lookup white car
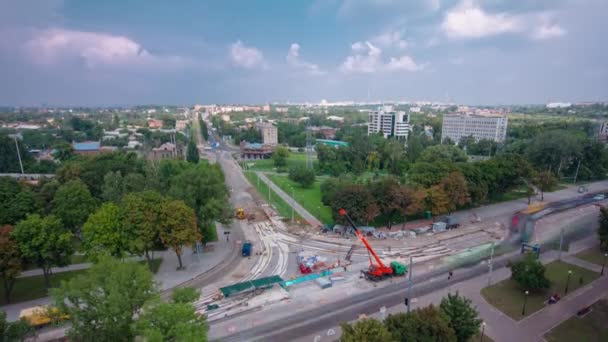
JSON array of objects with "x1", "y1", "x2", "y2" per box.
[{"x1": 593, "y1": 194, "x2": 605, "y2": 200}]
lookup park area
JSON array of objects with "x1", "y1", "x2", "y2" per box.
[
  {"x1": 544, "y1": 297, "x2": 608, "y2": 342},
  {"x1": 242, "y1": 152, "x2": 315, "y2": 172},
  {"x1": 267, "y1": 174, "x2": 333, "y2": 224},
  {"x1": 481, "y1": 260, "x2": 600, "y2": 320},
  {"x1": 575, "y1": 247, "x2": 608, "y2": 267},
  {"x1": 244, "y1": 171, "x2": 303, "y2": 221}
]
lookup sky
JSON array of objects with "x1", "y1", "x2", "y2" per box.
[{"x1": 0, "y1": 0, "x2": 606, "y2": 106}]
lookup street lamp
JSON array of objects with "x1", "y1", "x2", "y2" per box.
[
  {"x1": 565, "y1": 270, "x2": 572, "y2": 294},
  {"x1": 602, "y1": 253, "x2": 608, "y2": 276},
  {"x1": 521, "y1": 290, "x2": 529, "y2": 316},
  {"x1": 479, "y1": 322, "x2": 486, "y2": 342}
]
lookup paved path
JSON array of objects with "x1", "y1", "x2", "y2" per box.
[{"x1": 255, "y1": 171, "x2": 322, "y2": 227}]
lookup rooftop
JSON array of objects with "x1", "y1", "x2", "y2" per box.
[{"x1": 73, "y1": 141, "x2": 100, "y2": 151}]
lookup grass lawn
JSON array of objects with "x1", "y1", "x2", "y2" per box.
[
  {"x1": 242, "y1": 153, "x2": 316, "y2": 172},
  {"x1": 267, "y1": 174, "x2": 333, "y2": 224},
  {"x1": 575, "y1": 247, "x2": 608, "y2": 267},
  {"x1": 481, "y1": 260, "x2": 600, "y2": 320},
  {"x1": 544, "y1": 298, "x2": 608, "y2": 342},
  {"x1": 244, "y1": 171, "x2": 303, "y2": 221},
  {"x1": 0, "y1": 269, "x2": 88, "y2": 305},
  {"x1": 70, "y1": 254, "x2": 88, "y2": 265}
]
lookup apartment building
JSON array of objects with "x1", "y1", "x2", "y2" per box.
[
  {"x1": 441, "y1": 113, "x2": 508, "y2": 143},
  {"x1": 367, "y1": 106, "x2": 410, "y2": 140},
  {"x1": 256, "y1": 122, "x2": 278, "y2": 145}
]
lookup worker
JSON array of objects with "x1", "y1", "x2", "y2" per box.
[{"x1": 448, "y1": 271, "x2": 453, "y2": 280}]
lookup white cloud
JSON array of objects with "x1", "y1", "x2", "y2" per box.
[
  {"x1": 532, "y1": 23, "x2": 566, "y2": 40},
  {"x1": 372, "y1": 30, "x2": 408, "y2": 49},
  {"x1": 286, "y1": 43, "x2": 324, "y2": 75},
  {"x1": 230, "y1": 40, "x2": 266, "y2": 69},
  {"x1": 340, "y1": 41, "x2": 422, "y2": 73},
  {"x1": 441, "y1": 0, "x2": 523, "y2": 39},
  {"x1": 23, "y1": 28, "x2": 183, "y2": 69}
]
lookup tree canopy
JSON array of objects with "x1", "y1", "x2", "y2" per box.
[
  {"x1": 0, "y1": 225, "x2": 22, "y2": 304},
  {"x1": 439, "y1": 293, "x2": 482, "y2": 342},
  {"x1": 384, "y1": 306, "x2": 456, "y2": 342},
  {"x1": 52, "y1": 179, "x2": 97, "y2": 234},
  {"x1": 339, "y1": 318, "x2": 392, "y2": 342},
  {"x1": 509, "y1": 253, "x2": 550, "y2": 292}
]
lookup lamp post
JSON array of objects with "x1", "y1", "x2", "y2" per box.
[
  {"x1": 522, "y1": 290, "x2": 529, "y2": 316},
  {"x1": 602, "y1": 253, "x2": 608, "y2": 276},
  {"x1": 480, "y1": 322, "x2": 486, "y2": 342},
  {"x1": 291, "y1": 188, "x2": 295, "y2": 223},
  {"x1": 565, "y1": 270, "x2": 572, "y2": 294}
]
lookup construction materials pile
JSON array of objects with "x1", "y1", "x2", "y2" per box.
[{"x1": 297, "y1": 251, "x2": 327, "y2": 274}]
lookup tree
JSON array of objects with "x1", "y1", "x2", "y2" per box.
[
  {"x1": 135, "y1": 301, "x2": 208, "y2": 342},
  {"x1": 339, "y1": 318, "x2": 392, "y2": 342},
  {"x1": 419, "y1": 145, "x2": 467, "y2": 164},
  {"x1": 509, "y1": 253, "x2": 550, "y2": 292},
  {"x1": 51, "y1": 257, "x2": 157, "y2": 342},
  {"x1": 0, "y1": 177, "x2": 40, "y2": 225},
  {"x1": 390, "y1": 186, "x2": 425, "y2": 229},
  {"x1": 101, "y1": 171, "x2": 125, "y2": 203},
  {"x1": 288, "y1": 165, "x2": 316, "y2": 188},
  {"x1": 426, "y1": 186, "x2": 450, "y2": 217},
  {"x1": 0, "y1": 225, "x2": 22, "y2": 304},
  {"x1": 272, "y1": 146, "x2": 289, "y2": 169},
  {"x1": 52, "y1": 179, "x2": 97, "y2": 234},
  {"x1": 0, "y1": 311, "x2": 33, "y2": 342},
  {"x1": 187, "y1": 140, "x2": 200, "y2": 164},
  {"x1": 171, "y1": 287, "x2": 200, "y2": 304},
  {"x1": 331, "y1": 185, "x2": 379, "y2": 225},
  {"x1": 12, "y1": 215, "x2": 73, "y2": 288},
  {"x1": 598, "y1": 207, "x2": 608, "y2": 252},
  {"x1": 159, "y1": 200, "x2": 201, "y2": 270},
  {"x1": 439, "y1": 292, "x2": 482, "y2": 342},
  {"x1": 440, "y1": 172, "x2": 471, "y2": 213},
  {"x1": 534, "y1": 170, "x2": 558, "y2": 201},
  {"x1": 121, "y1": 191, "x2": 165, "y2": 266},
  {"x1": 384, "y1": 305, "x2": 456, "y2": 342},
  {"x1": 82, "y1": 203, "x2": 135, "y2": 260},
  {"x1": 408, "y1": 161, "x2": 457, "y2": 188}
]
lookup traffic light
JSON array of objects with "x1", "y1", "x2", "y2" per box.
[{"x1": 404, "y1": 297, "x2": 409, "y2": 307}]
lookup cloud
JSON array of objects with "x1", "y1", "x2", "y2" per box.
[
  {"x1": 372, "y1": 29, "x2": 408, "y2": 49},
  {"x1": 441, "y1": 0, "x2": 523, "y2": 39},
  {"x1": 532, "y1": 23, "x2": 566, "y2": 40},
  {"x1": 23, "y1": 28, "x2": 183, "y2": 69},
  {"x1": 340, "y1": 41, "x2": 422, "y2": 73},
  {"x1": 426, "y1": 0, "x2": 441, "y2": 12},
  {"x1": 286, "y1": 43, "x2": 324, "y2": 75},
  {"x1": 230, "y1": 40, "x2": 266, "y2": 69}
]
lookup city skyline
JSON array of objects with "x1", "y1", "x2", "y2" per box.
[{"x1": 0, "y1": 0, "x2": 607, "y2": 106}]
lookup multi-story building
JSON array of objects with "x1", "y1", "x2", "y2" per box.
[
  {"x1": 599, "y1": 122, "x2": 608, "y2": 142},
  {"x1": 367, "y1": 106, "x2": 410, "y2": 140},
  {"x1": 256, "y1": 122, "x2": 278, "y2": 145},
  {"x1": 441, "y1": 113, "x2": 508, "y2": 143}
]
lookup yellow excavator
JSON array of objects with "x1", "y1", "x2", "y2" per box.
[{"x1": 236, "y1": 208, "x2": 246, "y2": 220}]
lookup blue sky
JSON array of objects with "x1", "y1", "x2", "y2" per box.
[{"x1": 0, "y1": 0, "x2": 606, "y2": 106}]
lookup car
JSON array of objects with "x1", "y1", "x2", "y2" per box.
[{"x1": 593, "y1": 194, "x2": 605, "y2": 200}]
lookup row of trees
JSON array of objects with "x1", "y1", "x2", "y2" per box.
[{"x1": 340, "y1": 292, "x2": 482, "y2": 342}]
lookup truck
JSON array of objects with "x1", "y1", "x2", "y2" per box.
[
  {"x1": 242, "y1": 241, "x2": 252, "y2": 257},
  {"x1": 339, "y1": 209, "x2": 407, "y2": 281},
  {"x1": 437, "y1": 215, "x2": 460, "y2": 229}
]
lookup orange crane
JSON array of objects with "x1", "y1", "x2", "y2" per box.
[{"x1": 339, "y1": 208, "x2": 406, "y2": 281}]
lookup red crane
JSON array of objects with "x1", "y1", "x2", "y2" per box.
[{"x1": 339, "y1": 208, "x2": 394, "y2": 280}]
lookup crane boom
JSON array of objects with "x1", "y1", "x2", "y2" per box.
[{"x1": 339, "y1": 209, "x2": 387, "y2": 269}]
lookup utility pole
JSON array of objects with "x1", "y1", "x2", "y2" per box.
[
  {"x1": 558, "y1": 228, "x2": 564, "y2": 260},
  {"x1": 13, "y1": 135, "x2": 24, "y2": 174},
  {"x1": 487, "y1": 242, "x2": 495, "y2": 287},
  {"x1": 291, "y1": 189, "x2": 295, "y2": 222},
  {"x1": 573, "y1": 159, "x2": 581, "y2": 184},
  {"x1": 407, "y1": 256, "x2": 413, "y2": 313}
]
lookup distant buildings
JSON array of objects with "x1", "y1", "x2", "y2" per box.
[
  {"x1": 310, "y1": 126, "x2": 337, "y2": 140},
  {"x1": 240, "y1": 142, "x2": 273, "y2": 159},
  {"x1": 148, "y1": 143, "x2": 179, "y2": 160},
  {"x1": 256, "y1": 122, "x2": 278, "y2": 145},
  {"x1": 326, "y1": 115, "x2": 344, "y2": 123},
  {"x1": 175, "y1": 120, "x2": 189, "y2": 131},
  {"x1": 367, "y1": 106, "x2": 410, "y2": 140},
  {"x1": 73, "y1": 141, "x2": 101, "y2": 155},
  {"x1": 148, "y1": 119, "x2": 163, "y2": 129},
  {"x1": 546, "y1": 102, "x2": 572, "y2": 109},
  {"x1": 599, "y1": 122, "x2": 608, "y2": 142},
  {"x1": 441, "y1": 113, "x2": 508, "y2": 143}
]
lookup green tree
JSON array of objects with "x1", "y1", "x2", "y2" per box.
[
  {"x1": 272, "y1": 146, "x2": 290, "y2": 169},
  {"x1": 419, "y1": 145, "x2": 467, "y2": 164},
  {"x1": 12, "y1": 214, "x2": 73, "y2": 288},
  {"x1": 82, "y1": 203, "x2": 134, "y2": 260},
  {"x1": 534, "y1": 170, "x2": 558, "y2": 201},
  {"x1": 288, "y1": 165, "x2": 316, "y2": 188},
  {"x1": 101, "y1": 171, "x2": 125, "y2": 203},
  {"x1": 52, "y1": 141, "x2": 74, "y2": 162},
  {"x1": 121, "y1": 191, "x2": 165, "y2": 266},
  {"x1": 408, "y1": 161, "x2": 457, "y2": 188},
  {"x1": 440, "y1": 171, "x2": 471, "y2": 213},
  {"x1": 439, "y1": 292, "x2": 482, "y2": 342},
  {"x1": 0, "y1": 225, "x2": 22, "y2": 304},
  {"x1": 159, "y1": 200, "x2": 201, "y2": 270},
  {"x1": 51, "y1": 257, "x2": 157, "y2": 342},
  {"x1": 0, "y1": 311, "x2": 34, "y2": 342},
  {"x1": 339, "y1": 318, "x2": 392, "y2": 342},
  {"x1": 384, "y1": 305, "x2": 456, "y2": 342},
  {"x1": 171, "y1": 287, "x2": 200, "y2": 304},
  {"x1": 52, "y1": 179, "x2": 97, "y2": 234},
  {"x1": 187, "y1": 140, "x2": 200, "y2": 164},
  {"x1": 0, "y1": 177, "x2": 40, "y2": 225},
  {"x1": 509, "y1": 253, "x2": 550, "y2": 292},
  {"x1": 331, "y1": 185, "x2": 379, "y2": 225},
  {"x1": 426, "y1": 185, "x2": 450, "y2": 217},
  {"x1": 598, "y1": 207, "x2": 608, "y2": 252},
  {"x1": 135, "y1": 301, "x2": 208, "y2": 342}
]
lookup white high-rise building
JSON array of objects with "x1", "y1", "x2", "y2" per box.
[
  {"x1": 441, "y1": 113, "x2": 508, "y2": 144},
  {"x1": 256, "y1": 122, "x2": 278, "y2": 145},
  {"x1": 367, "y1": 106, "x2": 410, "y2": 140}
]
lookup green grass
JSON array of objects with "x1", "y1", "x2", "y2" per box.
[
  {"x1": 244, "y1": 171, "x2": 303, "y2": 221},
  {"x1": 575, "y1": 247, "x2": 608, "y2": 267},
  {"x1": 242, "y1": 153, "x2": 316, "y2": 172},
  {"x1": 481, "y1": 260, "x2": 600, "y2": 320},
  {"x1": 267, "y1": 174, "x2": 333, "y2": 224},
  {"x1": 0, "y1": 269, "x2": 88, "y2": 305},
  {"x1": 70, "y1": 254, "x2": 88, "y2": 265},
  {"x1": 544, "y1": 297, "x2": 608, "y2": 342}
]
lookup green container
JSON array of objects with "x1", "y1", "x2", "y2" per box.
[
  {"x1": 425, "y1": 211, "x2": 432, "y2": 219},
  {"x1": 391, "y1": 261, "x2": 407, "y2": 276}
]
